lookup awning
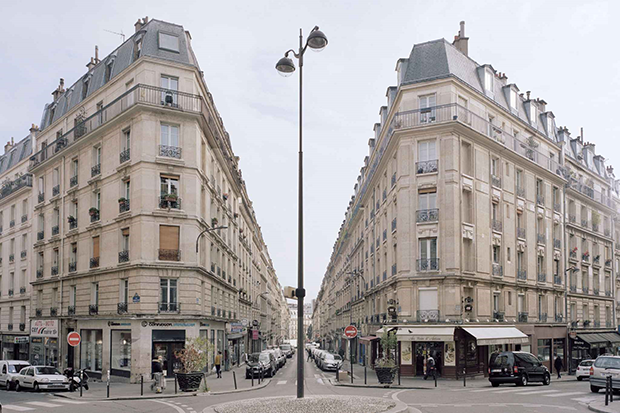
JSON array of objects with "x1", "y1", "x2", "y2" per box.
[
  {"x1": 227, "y1": 333, "x2": 244, "y2": 340},
  {"x1": 578, "y1": 332, "x2": 620, "y2": 345},
  {"x1": 396, "y1": 326, "x2": 455, "y2": 342},
  {"x1": 462, "y1": 326, "x2": 529, "y2": 346},
  {"x1": 359, "y1": 336, "x2": 380, "y2": 344}
]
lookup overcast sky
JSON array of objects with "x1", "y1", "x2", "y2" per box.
[{"x1": 1, "y1": 0, "x2": 618, "y2": 303}]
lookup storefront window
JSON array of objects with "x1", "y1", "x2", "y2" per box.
[
  {"x1": 81, "y1": 329, "x2": 103, "y2": 372},
  {"x1": 111, "y1": 330, "x2": 131, "y2": 371},
  {"x1": 537, "y1": 339, "x2": 551, "y2": 362}
]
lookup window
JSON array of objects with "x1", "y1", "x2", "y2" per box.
[
  {"x1": 92, "y1": 236, "x2": 100, "y2": 261},
  {"x1": 518, "y1": 294, "x2": 525, "y2": 313},
  {"x1": 72, "y1": 158, "x2": 79, "y2": 179},
  {"x1": 93, "y1": 146, "x2": 101, "y2": 167},
  {"x1": 121, "y1": 228, "x2": 130, "y2": 252},
  {"x1": 419, "y1": 94, "x2": 436, "y2": 123},
  {"x1": 160, "y1": 175, "x2": 179, "y2": 197},
  {"x1": 510, "y1": 89, "x2": 518, "y2": 110},
  {"x1": 122, "y1": 129, "x2": 131, "y2": 151},
  {"x1": 418, "y1": 140, "x2": 436, "y2": 162},
  {"x1": 38, "y1": 176, "x2": 44, "y2": 195},
  {"x1": 160, "y1": 278, "x2": 178, "y2": 307},
  {"x1": 70, "y1": 242, "x2": 77, "y2": 263},
  {"x1": 70, "y1": 285, "x2": 77, "y2": 306},
  {"x1": 484, "y1": 70, "x2": 493, "y2": 93},
  {"x1": 492, "y1": 245, "x2": 501, "y2": 264},
  {"x1": 517, "y1": 251, "x2": 524, "y2": 272},
  {"x1": 530, "y1": 103, "x2": 538, "y2": 125},
  {"x1": 123, "y1": 180, "x2": 131, "y2": 200},
  {"x1": 418, "y1": 238, "x2": 438, "y2": 270},
  {"x1": 159, "y1": 225, "x2": 180, "y2": 261},
  {"x1": 491, "y1": 157, "x2": 500, "y2": 177},
  {"x1": 418, "y1": 191, "x2": 437, "y2": 211},
  {"x1": 461, "y1": 141, "x2": 473, "y2": 176},
  {"x1": 82, "y1": 78, "x2": 89, "y2": 100},
  {"x1": 160, "y1": 75, "x2": 178, "y2": 106},
  {"x1": 160, "y1": 124, "x2": 179, "y2": 147},
  {"x1": 159, "y1": 32, "x2": 179, "y2": 52},
  {"x1": 81, "y1": 329, "x2": 103, "y2": 372},
  {"x1": 120, "y1": 279, "x2": 129, "y2": 304},
  {"x1": 91, "y1": 282, "x2": 99, "y2": 305},
  {"x1": 104, "y1": 62, "x2": 113, "y2": 83}
]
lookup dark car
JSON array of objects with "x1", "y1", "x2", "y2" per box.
[
  {"x1": 488, "y1": 351, "x2": 551, "y2": 387},
  {"x1": 280, "y1": 344, "x2": 293, "y2": 358},
  {"x1": 246, "y1": 352, "x2": 275, "y2": 379}
]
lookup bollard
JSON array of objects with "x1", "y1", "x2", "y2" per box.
[
  {"x1": 398, "y1": 367, "x2": 401, "y2": 386},
  {"x1": 463, "y1": 368, "x2": 466, "y2": 387},
  {"x1": 251, "y1": 369, "x2": 254, "y2": 387},
  {"x1": 80, "y1": 370, "x2": 83, "y2": 397},
  {"x1": 141, "y1": 375, "x2": 144, "y2": 396},
  {"x1": 175, "y1": 374, "x2": 178, "y2": 394},
  {"x1": 434, "y1": 371, "x2": 437, "y2": 388},
  {"x1": 351, "y1": 363, "x2": 353, "y2": 384},
  {"x1": 233, "y1": 371, "x2": 237, "y2": 390},
  {"x1": 364, "y1": 365, "x2": 367, "y2": 385},
  {"x1": 606, "y1": 376, "x2": 610, "y2": 406},
  {"x1": 107, "y1": 370, "x2": 110, "y2": 398}
]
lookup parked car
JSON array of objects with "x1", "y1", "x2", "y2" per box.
[
  {"x1": 273, "y1": 348, "x2": 286, "y2": 368},
  {"x1": 313, "y1": 349, "x2": 325, "y2": 366},
  {"x1": 280, "y1": 343, "x2": 293, "y2": 358},
  {"x1": 0, "y1": 360, "x2": 30, "y2": 390},
  {"x1": 246, "y1": 352, "x2": 271, "y2": 379},
  {"x1": 576, "y1": 359, "x2": 594, "y2": 381},
  {"x1": 259, "y1": 351, "x2": 278, "y2": 377},
  {"x1": 589, "y1": 356, "x2": 620, "y2": 392},
  {"x1": 14, "y1": 366, "x2": 70, "y2": 391},
  {"x1": 319, "y1": 353, "x2": 342, "y2": 371},
  {"x1": 488, "y1": 351, "x2": 551, "y2": 387}
]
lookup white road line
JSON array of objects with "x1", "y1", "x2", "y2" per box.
[
  {"x1": 471, "y1": 388, "x2": 502, "y2": 392},
  {"x1": 314, "y1": 374, "x2": 322, "y2": 378},
  {"x1": 55, "y1": 399, "x2": 88, "y2": 404},
  {"x1": 152, "y1": 400, "x2": 185, "y2": 413},
  {"x1": 25, "y1": 402, "x2": 63, "y2": 408},
  {"x1": 545, "y1": 392, "x2": 587, "y2": 398},
  {"x1": 317, "y1": 378, "x2": 324, "y2": 385},
  {"x1": 514, "y1": 389, "x2": 559, "y2": 395},
  {"x1": 277, "y1": 380, "x2": 287, "y2": 385},
  {"x1": 0, "y1": 406, "x2": 35, "y2": 411},
  {"x1": 493, "y1": 388, "x2": 528, "y2": 393}
]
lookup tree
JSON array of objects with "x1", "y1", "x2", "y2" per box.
[{"x1": 306, "y1": 324, "x2": 313, "y2": 341}]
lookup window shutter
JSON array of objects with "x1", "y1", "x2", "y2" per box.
[
  {"x1": 159, "y1": 225, "x2": 179, "y2": 250},
  {"x1": 122, "y1": 228, "x2": 130, "y2": 237},
  {"x1": 92, "y1": 236, "x2": 100, "y2": 258}
]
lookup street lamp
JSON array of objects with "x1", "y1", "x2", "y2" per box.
[
  {"x1": 276, "y1": 25, "x2": 328, "y2": 399},
  {"x1": 565, "y1": 265, "x2": 578, "y2": 375},
  {"x1": 195, "y1": 226, "x2": 228, "y2": 253},
  {"x1": 252, "y1": 292, "x2": 270, "y2": 352}
]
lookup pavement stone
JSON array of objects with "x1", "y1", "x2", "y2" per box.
[
  {"x1": 204, "y1": 395, "x2": 404, "y2": 413},
  {"x1": 589, "y1": 401, "x2": 620, "y2": 413}
]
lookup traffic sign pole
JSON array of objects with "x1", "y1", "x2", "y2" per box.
[{"x1": 343, "y1": 325, "x2": 358, "y2": 383}]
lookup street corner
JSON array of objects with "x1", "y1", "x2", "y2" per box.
[
  {"x1": 201, "y1": 395, "x2": 404, "y2": 413},
  {"x1": 589, "y1": 400, "x2": 620, "y2": 413}
]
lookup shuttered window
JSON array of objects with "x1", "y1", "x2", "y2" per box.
[
  {"x1": 159, "y1": 225, "x2": 180, "y2": 261},
  {"x1": 93, "y1": 236, "x2": 100, "y2": 258}
]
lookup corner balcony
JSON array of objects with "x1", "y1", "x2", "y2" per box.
[
  {"x1": 159, "y1": 145, "x2": 182, "y2": 159},
  {"x1": 0, "y1": 173, "x2": 32, "y2": 202},
  {"x1": 568, "y1": 180, "x2": 613, "y2": 208},
  {"x1": 120, "y1": 148, "x2": 131, "y2": 164},
  {"x1": 159, "y1": 302, "x2": 180, "y2": 313},
  {"x1": 417, "y1": 258, "x2": 439, "y2": 272},
  {"x1": 159, "y1": 249, "x2": 181, "y2": 261},
  {"x1": 417, "y1": 309, "x2": 440, "y2": 322},
  {"x1": 416, "y1": 159, "x2": 438, "y2": 174},
  {"x1": 417, "y1": 209, "x2": 438, "y2": 223}
]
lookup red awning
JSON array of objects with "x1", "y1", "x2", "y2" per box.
[{"x1": 359, "y1": 336, "x2": 380, "y2": 344}]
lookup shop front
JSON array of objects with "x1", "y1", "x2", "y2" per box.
[
  {"x1": 1, "y1": 334, "x2": 29, "y2": 361},
  {"x1": 152, "y1": 329, "x2": 185, "y2": 377},
  {"x1": 358, "y1": 336, "x2": 380, "y2": 367},
  {"x1": 395, "y1": 326, "x2": 455, "y2": 377},
  {"x1": 29, "y1": 319, "x2": 59, "y2": 367},
  {"x1": 570, "y1": 331, "x2": 620, "y2": 371}
]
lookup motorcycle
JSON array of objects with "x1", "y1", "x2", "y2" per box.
[{"x1": 64, "y1": 368, "x2": 89, "y2": 392}]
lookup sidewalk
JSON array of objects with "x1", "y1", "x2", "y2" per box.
[
  {"x1": 589, "y1": 400, "x2": 620, "y2": 413},
  {"x1": 336, "y1": 360, "x2": 582, "y2": 389},
  {"x1": 53, "y1": 363, "x2": 271, "y2": 401}
]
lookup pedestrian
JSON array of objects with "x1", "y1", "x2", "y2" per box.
[
  {"x1": 424, "y1": 355, "x2": 436, "y2": 381},
  {"x1": 554, "y1": 354, "x2": 563, "y2": 379},
  {"x1": 307, "y1": 349, "x2": 312, "y2": 362},
  {"x1": 151, "y1": 357, "x2": 164, "y2": 393},
  {"x1": 215, "y1": 351, "x2": 223, "y2": 378}
]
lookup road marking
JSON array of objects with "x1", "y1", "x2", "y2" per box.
[
  {"x1": 55, "y1": 399, "x2": 88, "y2": 404},
  {"x1": 277, "y1": 380, "x2": 287, "y2": 385},
  {"x1": 493, "y1": 388, "x2": 528, "y2": 393},
  {"x1": 514, "y1": 389, "x2": 559, "y2": 395},
  {"x1": 472, "y1": 388, "x2": 503, "y2": 392},
  {"x1": 25, "y1": 402, "x2": 62, "y2": 408},
  {"x1": 317, "y1": 378, "x2": 324, "y2": 385},
  {"x1": 1, "y1": 405, "x2": 35, "y2": 411},
  {"x1": 152, "y1": 400, "x2": 185, "y2": 413},
  {"x1": 545, "y1": 392, "x2": 586, "y2": 398}
]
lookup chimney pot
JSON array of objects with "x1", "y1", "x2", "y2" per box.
[
  {"x1": 134, "y1": 19, "x2": 143, "y2": 33},
  {"x1": 460, "y1": 21, "x2": 465, "y2": 37},
  {"x1": 452, "y1": 20, "x2": 469, "y2": 56},
  {"x1": 526, "y1": 91, "x2": 531, "y2": 100}
]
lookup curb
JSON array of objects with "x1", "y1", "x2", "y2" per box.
[
  {"x1": 53, "y1": 378, "x2": 272, "y2": 401},
  {"x1": 329, "y1": 379, "x2": 432, "y2": 390},
  {"x1": 588, "y1": 402, "x2": 619, "y2": 413}
]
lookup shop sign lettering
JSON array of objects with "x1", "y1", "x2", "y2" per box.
[{"x1": 30, "y1": 320, "x2": 59, "y2": 338}]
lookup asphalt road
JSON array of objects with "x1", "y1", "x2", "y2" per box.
[{"x1": 0, "y1": 356, "x2": 610, "y2": 413}]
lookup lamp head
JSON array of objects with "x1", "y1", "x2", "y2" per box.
[
  {"x1": 276, "y1": 56, "x2": 295, "y2": 77},
  {"x1": 307, "y1": 27, "x2": 328, "y2": 52}
]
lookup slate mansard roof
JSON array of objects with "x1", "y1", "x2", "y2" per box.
[
  {"x1": 0, "y1": 136, "x2": 32, "y2": 175},
  {"x1": 39, "y1": 19, "x2": 199, "y2": 131}
]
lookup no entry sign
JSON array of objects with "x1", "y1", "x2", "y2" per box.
[
  {"x1": 344, "y1": 325, "x2": 358, "y2": 339},
  {"x1": 67, "y1": 331, "x2": 81, "y2": 347}
]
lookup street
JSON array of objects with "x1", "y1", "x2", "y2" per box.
[{"x1": 0, "y1": 354, "x2": 612, "y2": 412}]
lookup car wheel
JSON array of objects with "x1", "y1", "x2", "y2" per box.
[
  {"x1": 543, "y1": 374, "x2": 551, "y2": 386},
  {"x1": 591, "y1": 385, "x2": 601, "y2": 393},
  {"x1": 491, "y1": 381, "x2": 500, "y2": 387},
  {"x1": 15, "y1": 382, "x2": 21, "y2": 392},
  {"x1": 33, "y1": 382, "x2": 40, "y2": 392},
  {"x1": 577, "y1": 376, "x2": 583, "y2": 381},
  {"x1": 5, "y1": 381, "x2": 12, "y2": 391},
  {"x1": 518, "y1": 375, "x2": 528, "y2": 386}
]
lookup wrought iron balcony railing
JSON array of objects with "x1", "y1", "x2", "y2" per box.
[
  {"x1": 570, "y1": 285, "x2": 577, "y2": 293},
  {"x1": 492, "y1": 175, "x2": 501, "y2": 188},
  {"x1": 536, "y1": 195, "x2": 545, "y2": 206},
  {"x1": 555, "y1": 314, "x2": 564, "y2": 323},
  {"x1": 119, "y1": 199, "x2": 130, "y2": 213},
  {"x1": 69, "y1": 261, "x2": 77, "y2": 272},
  {"x1": 554, "y1": 203, "x2": 561, "y2": 213},
  {"x1": 119, "y1": 250, "x2": 129, "y2": 263},
  {"x1": 38, "y1": 192, "x2": 44, "y2": 203},
  {"x1": 537, "y1": 272, "x2": 546, "y2": 283},
  {"x1": 19, "y1": 323, "x2": 25, "y2": 331},
  {"x1": 582, "y1": 219, "x2": 589, "y2": 228},
  {"x1": 554, "y1": 275, "x2": 562, "y2": 285},
  {"x1": 37, "y1": 231, "x2": 44, "y2": 241},
  {"x1": 493, "y1": 311, "x2": 505, "y2": 322},
  {"x1": 89, "y1": 304, "x2": 98, "y2": 315},
  {"x1": 20, "y1": 250, "x2": 26, "y2": 258},
  {"x1": 417, "y1": 209, "x2": 439, "y2": 223},
  {"x1": 553, "y1": 238, "x2": 561, "y2": 249},
  {"x1": 582, "y1": 286, "x2": 589, "y2": 294},
  {"x1": 569, "y1": 214, "x2": 576, "y2": 223},
  {"x1": 36, "y1": 269, "x2": 43, "y2": 279},
  {"x1": 518, "y1": 312, "x2": 528, "y2": 322},
  {"x1": 90, "y1": 257, "x2": 100, "y2": 268},
  {"x1": 35, "y1": 308, "x2": 42, "y2": 317},
  {"x1": 91, "y1": 163, "x2": 101, "y2": 177},
  {"x1": 159, "y1": 249, "x2": 181, "y2": 261},
  {"x1": 69, "y1": 219, "x2": 78, "y2": 230},
  {"x1": 539, "y1": 312, "x2": 548, "y2": 322},
  {"x1": 569, "y1": 250, "x2": 577, "y2": 260},
  {"x1": 568, "y1": 180, "x2": 612, "y2": 208},
  {"x1": 159, "y1": 195, "x2": 182, "y2": 209},
  {"x1": 517, "y1": 227, "x2": 526, "y2": 238},
  {"x1": 417, "y1": 258, "x2": 439, "y2": 272},
  {"x1": 417, "y1": 309, "x2": 440, "y2": 322},
  {"x1": 9, "y1": 219, "x2": 14, "y2": 228},
  {"x1": 52, "y1": 225, "x2": 59, "y2": 236},
  {"x1": 90, "y1": 210, "x2": 100, "y2": 223},
  {"x1": 21, "y1": 214, "x2": 27, "y2": 223},
  {"x1": 9, "y1": 254, "x2": 14, "y2": 263},
  {"x1": 52, "y1": 184, "x2": 60, "y2": 197},
  {"x1": 516, "y1": 187, "x2": 525, "y2": 198},
  {"x1": 537, "y1": 234, "x2": 546, "y2": 244},
  {"x1": 120, "y1": 148, "x2": 130, "y2": 163},
  {"x1": 70, "y1": 175, "x2": 78, "y2": 187},
  {"x1": 492, "y1": 263, "x2": 503, "y2": 277},
  {"x1": 68, "y1": 305, "x2": 75, "y2": 316},
  {"x1": 20, "y1": 286, "x2": 26, "y2": 294},
  {"x1": 7, "y1": 323, "x2": 13, "y2": 331},
  {"x1": 416, "y1": 159, "x2": 438, "y2": 174},
  {"x1": 159, "y1": 302, "x2": 180, "y2": 313},
  {"x1": 492, "y1": 219, "x2": 502, "y2": 232},
  {"x1": 0, "y1": 173, "x2": 32, "y2": 202},
  {"x1": 118, "y1": 302, "x2": 128, "y2": 314},
  {"x1": 50, "y1": 307, "x2": 58, "y2": 317},
  {"x1": 51, "y1": 266, "x2": 58, "y2": 276},
  {"x1": 159, "y1": 145, "x2": 182, "y2": 159},
  {"x1": 517, "y1": 270, "x2": 527, "y2": 280}
]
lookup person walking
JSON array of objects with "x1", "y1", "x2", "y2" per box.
[
  {"x1": 554, "y1": 355, "x2": 563, "y2": 379},
  {"x1": 151, "y1": 357, "x2": 164, "y2": 393},
  {"x1": 215, "y1": 351, "x2": 223, "y2": 378},
  {"x1": 424, "y1": 355, "x2": 436, "y2": 381}
]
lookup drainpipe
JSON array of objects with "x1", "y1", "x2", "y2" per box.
[
  {"x1": 563, "y1": 183, "x2": 570, "y2": 375},
  {"x1": 60, "y1": 155, "x2": 66, "y2": 369}
]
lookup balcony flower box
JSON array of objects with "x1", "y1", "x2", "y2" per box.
[
  {"x1": 223, "y1": 193, "x2": 229, "y2": 201},
  {"x1": 68, "y1": 215, "x2": 76, "y2": 224},
  {"x1": 118, "y1": 197, "x2": 128, "y2": 206},
  {"x1": 163, "y1": 193, "x2": 178, "y2": 202},
  {"x1": 89, "y1": 207, "x2": 99, "y2": 217}
]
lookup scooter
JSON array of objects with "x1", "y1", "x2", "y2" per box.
[{"x1": 64, "y1": 368, "x2": 89, "y2": 392}]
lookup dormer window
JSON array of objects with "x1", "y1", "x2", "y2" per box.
[
  {"x1": 510, "y1": 89, "x2": 518, "y2": 111},
  {"x1": 530, "y1": 103, "x2": 537, "y2": 126},
  {"x1": 82, "y1": 79, "x2": 89, "y2": 100},
  {"x1": 484, "y1": 70, "x2": 494, "y2": 95},
  {"x1": 159, "y1": 32, "x2": 179, "y2": 53},
  {"x1": 104, "y1": 62, "x2": 113, "y2": 83},
  {"x1": 547, "y1": 116, "x2": 555, "y2": 139}
]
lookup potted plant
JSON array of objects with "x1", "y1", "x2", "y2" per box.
[
  {"x1": 88, "y1": 207, "x2": 99, "y2": 217},
  {"x1": 118, "y1": 197, "x2": 127, "y2": 205},
  {"x1": 211, "y1": 218, "x2": 218, "y2": 227},
  {"x1": 222, "y1": 193, "x2": 229, "y2": 201},
  {"x1": 163, "y1": 193, "x2": 178, "y2": 202},
  {"x1": 174, "y1": 337, "x2": 213, "y2": 392},
  {"x1": 375, "y1": 330, "x2": 398, "y2": 386},
  {"x1": 67, "y1": 215, "x2": 76, "y2": 224}
]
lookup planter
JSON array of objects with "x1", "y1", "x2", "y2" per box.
[
  {"x1": 176, "y1": 372, "x2": 204, "y2": 392},
  {"x1": 375, "y1": 367, "x2": 397, "y2": 385}
]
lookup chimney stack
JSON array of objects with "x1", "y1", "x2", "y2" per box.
[
  {"x1": 94, "y1": 45, "x2": 100, "y2": 64},
  {"x1": 51, "y1": 78, "x2": 65, "y2": 102},
  {"x1": 29, "y1": 124, "x2": 39, "y2": 153},
  {"x1": 86, "y1": 57, "x2": 96, "y2": 71},
  {"x1": 452, "y1": 21, "x2": 469, "y2": 56},
  {"x1": 134, "y1": 16, "x2": 149, "y2": 33},
  {"x1": 5, "y1": 137, "x2": 14, "y2": 154},
  {"x1": 526, "y1": 91, "x2": 531, "y2": 100}
]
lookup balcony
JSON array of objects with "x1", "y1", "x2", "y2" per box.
[
  {"x1": 69, "y1": 218, "x2": 78, "y2": 230},
  {"x1": 35, "y1": 308, "x2": 42, "y2": 317},
  {"x1": 555, "y1": 314, "x2": 564, "y2": 323},
  {"x1": 36, "y1": 269, "x2": 43, "y2": 279},
  {"x1": 8, "y1": 289, "x2": 13, "y2": 297},
  {"x1": 537, "y1": 272, "x2": 546, "y2": 283},
  {"x1": 538, "y1": 313, "x2": 548, "y2": 322},
  {"x1": 159, "y1": 195, "x2": 182, "y2": 209},
  {"x1": 554, "y1": 203, "x2": 561, "y2": 213},
  {"x1": 570, "y1": 285, "x2": 577, "y2": 293},
  {"x1": 19, "y1": 323, "x2": 25, "y2": 331},
  {"x1": 159, "y1": 302, "x2": 180, "y2": 313},
  {"x1": 90, "y1": 257, "x2": 100, "y2": 268},
  {"x1": 416, "y1": 159, "x2": 438, "y2": 174},
  {"x1": 37, "y1": 231, "x2": 44, "y2": 241},
  {"x1": 417, "y1": 209, "x2": 439, "y2": 223},
  {"x1": 120, "y1": 148, "x2": 131, "y2": 163},
  {"x1": 68, "y1": 306, "x2": 75, "y2": 316},
  {"x1": 582, "y1": 253, "x2": 590, "y2": 263},
  {"x1": 606, "y1": 290, "x2": 612, "y2": 297},
  {"x1": 38, "y1": 192, "x2": 44, "y2": 203},
  {"x1": 594, "y1": 321, "x2": 601, "y2": 328},
  {"x1": 69, "y1": 261, "x2": 77, "y2": 272},
  {"x1": 417, "y1": 258, "x2": 439, "y2": 272},
  {"x1": 392, "y1": 263, "x2": 397, "y2": 276},
  {"x1": 117, "y1": 302, "x2": 128, "y2": 314},
  {"x1": 593, "y1": 255, "x2": 601, "y2": 266},
  {"x1": 51, "y1": 266, "x2": 58, "y2": 276},
  {"x1": 537, "y1": 234, "x2": 546, "y2": 245},
  {"x1": 20, "y1": 250, "x2": 26, "y2": 259},
  {"x1": 89, "y1": 304, "x2": 98, "y2": 315},
  {"x1": 118, "y1": 250, "x2": 129, "y2": 263},
  {"x1": 492, "y1": 219, "x2": 503, "y2": 232},
  {"x1": 517, "y1": 270, "x2": 527, "y2": 281},
  {"x1": 9, "y1": 254, "x2": 14, "y2": 263},
  {"x1": 518, "y1": 312, "x2": 528, "y2": 323},
  {"x1": 91, "y1": 163, "x2": 101, "y2": 177},
  {"x1": 52, "y1": 225, "x2": 59, "y2": 236},
  {"x1": 492, "y1": 263, "x2": 503, "y2": 277},
  {"x1": 554, "y1": 275, "x2": 562, "y2": 285},
  {"x1": 9, "y1": 219, "x2": 14, "y2": 228},
  {"x1": 516, "y1": 187, "x2": 525, "y2": 198},
  {"x1": 553, "y1": 239, "x2": 561, "y2": 249},
  {"x1": 568, "y1": 180, "x2": 612, "y2": 208},
  {"x1": 593, "y1": 288, "x2": 599, "y2": 295},
  {"x1": 159, "y1": 249, "x2": 181, "y2": 261},
  {"x1": 605, "y1": 228, "x2": 611, "y2": 237},
  {"x1": 536, "y1": 195, "x2": 545, "y2": 206},
  {"x1": 569, "y1": 250, "x2": 577, "y2": 260},
  {"x1": 581, "y1": 219, "x2": 588, "y2": 228},
  {"x1": 417, "y1": 309, "x2": 440, "y2": 322},
  {"x1": 52, "y1": 184, "x2": 60, "y2": 197},
  {"x1": 382, "y1": 229, "x2": 387, "y2": 241},
  {"x1": 493, "y1": 311, "x2": 505, "y2": 322},
  {"x1": 89, "y1": 209, "x2": 100, "y2": 223},
  {"x1": 7, "y1": 324, "x2": 13, "y2": 331},
  {"x1": 517, "y1": 227, "x2": 526, "y2": 239},
  {"x1": 50, "y1": 307, "x2": 58, "y2": 317},
  {"x1": 391, "y1": 172, "x2": 396, "y2": 187},
  {"x1": 492, "y1": 175, "x2": 501, "y2": 188},
  {"x1": 583, "y1": 320, "x2": 591, "y2": 328},
  {"x1": 0, "y1": 173, "x2": 32, "y2": 202},
  {"x1": 20, "y1": 287, "x2": 26, "y2": 294},
  {"x1": 70, "y1": 175, "x2": 78, "y2": 188},
  {"x1": 569, "y1": 214, "x2": 576, "y2": 224},
  {"x1": 159, "y1": 145, "x2": 182, "y2": 159},
  {"x1": 392, "y1": 218, "x2": 397, "y2": 232},
  {"x1": 119, "y1": 199, "x2": 130, "y2": 213},
  {"x1": 21, "y1": 214, "x2": 27, "y2": 223},
  {"x1": 593, "y1": 224, "x2": 600, "y2": 233},
  {"x1": 605, "y1": 259, "x2": 612, "y2": 268}
]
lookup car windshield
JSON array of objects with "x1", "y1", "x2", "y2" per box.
[
  {"x1": 9, "y1": 364, "x2": 29, "y2": 373},
  {"x1": 594, "y1": 357, "x2": 620, "y2": 369},
  {"x1": 259, "y1": 353, "x2": 271, "y2": 363},
  {"x1": 580, "y1": 360, "x2": 594, "y2": 367},
  {"x1": 325, "y1": 354, "x2": 342, "y2": 361},
  {"x1": 248, "y1": 353, "x2": 262, "y2": 363},
  {"x1": 280, "y1": 345, "x2": 291, "y2": 351},
  {"x1": 36, "y1": 367, "x2": 60, "y2": 375}
]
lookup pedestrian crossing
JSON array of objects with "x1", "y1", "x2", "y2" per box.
[
  {"x1": 2, "y1": 399, "x2": 88, "y2": 411},
  {"x1": 271, "y1": 374, "x2": 331, "y2": 387},
  {"x1": 449, "y1": 386, "x2": 592, "y2": 400}
]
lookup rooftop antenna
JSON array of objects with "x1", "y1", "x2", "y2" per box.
[{"x1": 104, "y1": 29, "x2": 125, "y2": 42}]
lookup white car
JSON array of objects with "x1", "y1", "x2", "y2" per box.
[
  {"x1": 14, "y1": 366, "x2": 70, "y2": 392},
  {"x1": 576, "y1": 359, "x2": 594, "y2": 381},
  {"x1": 0, "y1": 360, "x2": 30, "y2": 390},
  {"x1": 589, "y1": 356, "x2": 620, "y2": 393}
]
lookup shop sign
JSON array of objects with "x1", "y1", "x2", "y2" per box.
[
  {"x1": 200, "y1": 322, "x2": 210, "y2": 327},
  {"x1": 108, "y1": 321, "x2": 131, "y2": 327},
  {"x1": 444, "y1": 341, "x2": 456, "y2": 366},
  {"x1": 252, "y1": 329, "x2": 259, "y2": 340},
  {"x1": 30, "y1": 320, "x2": 58, "y2": 338},
  {"x1": 230, "y1": 322, "x2": 244, "y2": 334},
  {"x1": 14, "y1": 336, "x2": 29, "y2": 344},
  {"x1": 140, "y1": 321, "x2": 195, "y2": 328}
]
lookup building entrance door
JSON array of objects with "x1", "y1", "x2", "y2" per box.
[{"x1": 152, "y1": 330, "x2": 186, "y2": 377}]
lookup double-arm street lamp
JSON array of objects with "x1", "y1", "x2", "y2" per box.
[{"x1": 276, "y1": 26, "x2": 328, "y2": 399}]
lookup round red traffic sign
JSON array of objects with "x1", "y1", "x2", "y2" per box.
[
  {"x1": 344, "y1": 325, "x2": 358, "y2": 339},
  {"x1": 67, "y1": 332, "x2": 81, "y2": 347}
]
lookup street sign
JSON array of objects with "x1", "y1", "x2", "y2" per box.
[
  {"x1": 67, "y1": 331, "x2": 81, "y2": 347},
  {"x1": 344, "y1": 325, "x2": 358, "y2": 339}
]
